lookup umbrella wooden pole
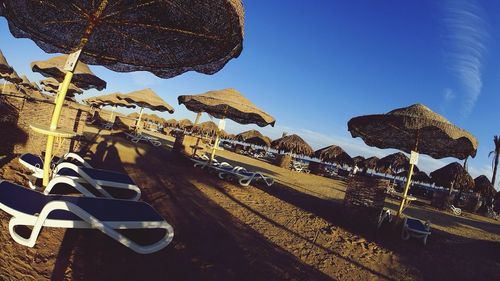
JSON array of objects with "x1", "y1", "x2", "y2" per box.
[
  {"x1": 135, "y1": 107, "x2": 144, "y2": 131},
  {"x1": 109, "y1": 105, "x2": 117, "y2": 122},
  {"x1": 194, "y1": 112, "x2": 201, "y2": 126},
  {"x1": 397, "y1": 162, "x2": 415, "y2": 217},
  {"x1": 209, "y1": 117, "x2": 225, "y2": 162},
  {"x1": 42, "y1": 71, "x2": 74, "y2": 186}
]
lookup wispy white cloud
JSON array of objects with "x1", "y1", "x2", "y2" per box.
[
  {"x1": 442, "y1": 0, "x2": 489, "y2": 116},
  {"x1": 439, "y1": 88, "x2": 456, "y2": 112}
]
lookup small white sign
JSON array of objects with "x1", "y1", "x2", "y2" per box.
[
  {"x1": 64, "y1": 49, "x2": 82, "y2": 72},
  {"x1": 218, "y1": 119, "x2": 226, "y2": 131},
  {"x1": 410, "y1": 150, "x2": 419, "y2": 165}
]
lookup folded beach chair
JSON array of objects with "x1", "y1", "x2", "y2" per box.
[
  {"x1": 217, "y1": 166, "x2": 274, "y2": 187},
  {"x1": 0, "y1": 180, "x2": 173, "y2": 254},
  {"x1": 51, "y1": 162, "x2": 141, "y2": 201},
  {"x1": 19, "y1": 152, "x2": 92, "y2": 178},
  {"x1": 450, "y1": 204, "x2": 462, "y2": 216},
  {"x1": 401, "y1": 217, "x2": 431, "y2": 245}
]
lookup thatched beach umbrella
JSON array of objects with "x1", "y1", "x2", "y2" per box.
[
  {"x1": 377, "y1": 152, "x2": 410, "y2": 172},
  {"x1": 0, "y1": 49, "x2": 13, "y2": 76},
  {"x1": 236, "y1": 129, "x2": 271, "y2": 147},
  {"x1": 116, "y1": 88, "x2": 174, "y2": 130},
  {"x1": 164, "y1": 119, "x2": 177, "y2": 128},
  {"x1": 272, "y1": 134, "x2": 314, "y2": 156},
  {"x1": 361, "y1": 156, "x2": 380, "y2": 171},
  {"x1": 31, "y1": 55, "x2": 106, "y2": 90},
  {"x1": 315, "y1": 145, "x2": 353, "y2": 166},
  {"x1": 474, "y1": 176, "x2": 496, "y2": 199},
  {"x1": 430, "y1": 162, "x2": 474, "y2": 191},
  {"x1": 348, "y1": 103, "x2": 477, "y2": 216},
  {"x1": 92, "y1": 93, "x2": 136, "y2": 123},
  {"x1": 413, "y1": 171, "x2": 431, "y2": 183},
  {"x1": 191, "y1": 121, "x2": 219, "y2": 137},
  {"x1": 179, "y1": 88, "x2": 275, "y2": 160},
  {"x1": 179, "y1": 88, "x2": 275, "y2": 127},
  {"x1": 177, "y1": 119, "x2": 193, "y2": 129},
  {"x1": 1, "y1": 0, "x2": 244, "y2": 187},
  {"x1": 353, "y1": 156, "x2": 365, "y2": 166},
  {"x1": 40, "y1": 77, "x2": 83, "y2": 97},
  {"x1": 3, "y1": 69, "x2": 22, "y2": 84}
]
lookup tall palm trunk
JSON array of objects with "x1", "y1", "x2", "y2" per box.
[{"x1": 490, "y1": 136, "x2": 500, "y2": 188}]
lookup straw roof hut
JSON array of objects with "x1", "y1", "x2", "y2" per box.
[
  {"x1": 377, "y1": 152, "x2": 410, "y2": 171},
  {"x1": 315, "y1": 145, "x2": 353, "y2": 165},
  {"x1": 271, "y1": 134, "x2": 314, "y2": 156},
  {"x1": 177, "y1": 119, "x2": 193, "y2": 129},
  {"x1": 474, "y1": 176, "x2": 497, "y2": 198},
  {"x1": 236, "y1": 129, "x2": 271, "y2": 147},
  {"x1": 178, "y1": 88, "x2": 275, "y2": 127},
  {"x1": 430, "y1": 162, "x2": 474, "y2": 190}
]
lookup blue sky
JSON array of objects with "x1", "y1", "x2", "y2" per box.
[{"x1": 1, "y1": 0, "x2": 499, "y2": 189}]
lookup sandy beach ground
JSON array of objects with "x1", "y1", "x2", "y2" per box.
[{"x1": 0, "y1": 126, "x2": 499, "y2": 281}]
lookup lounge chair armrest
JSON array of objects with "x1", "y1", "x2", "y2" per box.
[{"x1": 64, "y1": 152, "x2": 92, "y2": 168}]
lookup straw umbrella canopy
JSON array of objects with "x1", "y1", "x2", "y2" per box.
[
  {"x1": 177, "y1": 119, "x2": 193, "y2": 129},
  {"x1": 164, "y1": 119, "x2": 177, "y2": 128},
  {"x1": 191, "y1": 121, "x2": 219, "y2": 136},
  {"x1": 474, "y1": 176, "x2": 496, "y2": 199},
  {"x1": 361, "y1": 156, "x2": 380, "y2": 171},
  {"x1": 31, "y1": 55, "x2": 106, "y2": 90},
  {"x1": 2, "y1": 69, "x2": 22, "y2": 84},
  {"x1": 40, "y1": 77, "x2": 83, "y2": 97},
  {"x1": 377, "y1": 152, "x2": 410, "y2": 172},
  {"x1": 116, "y1": 88, "x2": 174, "y2": 130},
  {"x1": 2, "y1": 1, "x2": 244, "y2": 78},
  {"x1": 91, "y1": 92, "x2": 137, "y2": 123},
  {"x1": 179, "y1": 88, "x2": 275, "y2": 161},
  {"x1": 0, "y1": 49, "x2": 13, "y2": 75},
  {"x1": 178, "y1": 88, "x2": 275, "y2": 127},
  {"x1": 272, "y1": 134, "x2": 314, "y2": 156},
  {"x1": 1, "y1": 0, "x2": 244, "y2": 187},
  {"x1": 430, "y1": 162, "x2": 474, "y2": 191},
  {"x1": 352, "y1": 156, "x2": 365, "y2": 166},
  {"x1": 236, "y1": 129, "x2": 271, "y2": 147},
  {"x1": 412, "y1": 171, "x2": 431, "y2": 183},
  {"x1": 348, "y1": 103, "x2": 477, "y2": 216},
  {"x1": 315, "y1": 145, "x2": 353, "y2": 166}
]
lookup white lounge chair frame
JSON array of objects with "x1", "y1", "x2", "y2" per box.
[
  {"x1": 401, "y1": 217, "x2": 431, "y2": 245},
  {"x1": 217, "y1": 166, "x2": 274, "y2": 187},
  {"x1": 20, "y1": 152, "x2": 92, "y2": 179},
  {"x1": 450, "y1": 204, "x2": 462, "y2": 216},
  {"x1": 0, "y1": 181, "x2": 173, "y2": 254},
  {"x1": 125, "y1": 132, "x2": 161, "y2": 147},
  {"x1": 52, "y1": 162, "x2": 141, "y2": 201}
]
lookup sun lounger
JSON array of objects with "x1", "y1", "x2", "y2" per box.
[
  {"x1": 401, "y1": 217, "x2": 431, "y2": 245},
  {"x1": 0, "y1": 180, "x2": 173, "y2": 254},
  {"x1": 450, "y1": 204, "x2": 462, "y2": 216},
  {"x1": 52, "y1": 162, "x2": 141, "y2": 201},
  {"x1": 125, "y1": 132, "x2": 162, "y2": 147},
  {"x1": 216, "y1": 166, "x2": 274, "y2": 187},
  {"x1": 19, "y1": 152, "x2": 93, "y2": 178}
]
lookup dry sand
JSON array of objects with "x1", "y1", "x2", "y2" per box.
[{"x1": 0, "y1": 128, "x2": 499, "y2": 281}]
